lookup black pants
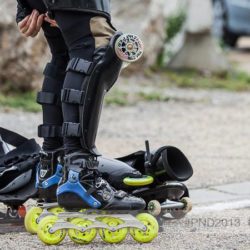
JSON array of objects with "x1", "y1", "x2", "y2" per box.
[{"x1": 23, "y1": 1, "x2": 114, "y2": 153}]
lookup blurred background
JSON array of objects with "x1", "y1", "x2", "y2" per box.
[{"x1": 2, "y1": 0, "x2": 250, "y2": 104}]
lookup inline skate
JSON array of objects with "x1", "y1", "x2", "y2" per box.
[{"x1": 0, "y1": 128, "x2": 40, "y2": 227}]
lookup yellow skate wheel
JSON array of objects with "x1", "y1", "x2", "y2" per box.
[
  {"x1": 130, "y1": 213, "x2": 159, "y2": 243},
  {"x1": 38, "y1": 215, "x2": 66, "y2": 245},
  {"x1": 48, "y1": 207, "x2": 65, "y2": 215},
  {"x1": 99, "y1": 217, "x2": 128, "y2": 244},
  {"x1": 68, "y1": 218, "x2": 97, "y2": 244},
  {"x1": 24, "y1": 206, "x2": 43, "y2": 234}
]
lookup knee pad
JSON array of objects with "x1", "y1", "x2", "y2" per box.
[
  {"x1": 61, "y1": 32, "x2": 124, "y2": 155},
  {"x1": 37, "y1": 63, "x2": 66, "y2": 139},
  {"x1": 44, "y1": 0, "x2": 111, "y2": 20}
]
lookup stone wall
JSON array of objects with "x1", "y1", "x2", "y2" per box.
[{"x1": 0, "y1": 0, "x2": 171, "y2": 91}]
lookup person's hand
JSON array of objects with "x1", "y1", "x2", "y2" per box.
[
  {"x1": 44, "y1": 14, "x2": 58, "y2": 28},
  {"x1": 18, "y1": 10, "x2": 44, "y2": 37}
]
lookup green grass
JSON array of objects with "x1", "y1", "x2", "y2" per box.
[
  {"x1": 0, "y1": 92, "x2": 41, "y2": 112},
  {"x1": 1, "y1": 69, "x2": 250, "y2": 112},
  {"x1": 159, "y1": 69, "x2": 250, "y2": 91}
]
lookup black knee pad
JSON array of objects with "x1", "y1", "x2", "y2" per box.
[{"x1": 61, "y1": 32, "x2": 123, "y2": 155}]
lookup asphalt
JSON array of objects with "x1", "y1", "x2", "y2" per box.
[{"x1": 1, "y1": 86, "x2": 250, "y2": 249}]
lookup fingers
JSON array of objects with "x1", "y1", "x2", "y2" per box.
[
  {"x1": 44, "y1": 16, "x2": 58, "y2": 27},
  {"x1": 18, "y1": 10, "x2": 45, "y2": 37},
  {"x1": 18, "y1": 15, "x2": 30, "y2": 30},
  {"x1": 34, "y1": 14, "x2": 45, "y2": 36},
  {"x1": 21, "y1": 10, "x2": 36, "y2": 34},
  {"x1": 25, "y1": 10, "x2": 39, "y2": 37}
]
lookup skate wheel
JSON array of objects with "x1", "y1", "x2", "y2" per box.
[
  {"x1": 115, "y1": 33, "x2": 144, "y2": 63},
  {"x1": 68, "y1": 218, "x2": 97, "y2": 244},
  {"x1": 38, "y1": 215, "x2": 66, "y2": 245},
  {"x1": 123, "y1": 175, "x2": 154, "y2": 187},
  {"x1": 148, "y1": 200, "x2": 161, "y2": 217},
  {"x1": 99, "y1": 217, "x2": 128, "y2": 244},
  {"x1": 24, "y1": 206, "x2": 43, "y2": 234},
  {"x1": 130, "y1": 213, "x2": 159, "y2": 243},
  {"x1": 48, "y1": 207, "x2": 65, "y2": 215},
  {"x1": 170, "y1": 197, "x2": 192, "y2": 219}
]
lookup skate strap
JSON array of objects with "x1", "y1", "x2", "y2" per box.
[
  {"x1": 0, "y1": 127, "x2": 28, "y2": 147},
  {"x1": 37, "y1": 91, "x2": 61, "y2": 106},
  {"x1": 62, "y1": 122, "x2": 81, "y2": 137},
  {"x1": 0, "y1": 127, "x2": 40, "y2": 166}
]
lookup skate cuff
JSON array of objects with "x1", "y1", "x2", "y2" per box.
[
  {"x1": 61, "y1": 88, "x2": 85, "y2": 104},
  {"x1": 62, "y1": 122, "x2": 81, "y2": 137},
  {"x1": 66, "y1": 58, "x2": 94, "y2": 75},
  {"x1": 38, "y1": 125, "x2": 62, "y2": 138}
]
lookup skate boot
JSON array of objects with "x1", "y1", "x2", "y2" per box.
[
  {"x1": 37, "y1": 152, "x2": 159, "y2": 245},
  {"x1": 24, "y1": 149, "x2": 65, "y2": 234},
  {"x1": 0, "y1": 127, "x2": 40, "y2": 227},
  {"x1": 114, "y1": 141, "x2": 193, "y2": 219}
]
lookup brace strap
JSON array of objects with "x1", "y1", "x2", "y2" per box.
[
  {"x1": 66, "y1": 58, "x2": 94, "y2": 75},
  {"x1": 61, "y1": 88, "x2": 85, "y2": 104},
  {"x1": 62, "y1": 122, "x2": 81, "y2": 137},
  {"x1": 37, "y1": 91, "x2": 60, "y2": 105},
  {"x1": 38, "y1": 125, "x2": 62, "y2": 138}
]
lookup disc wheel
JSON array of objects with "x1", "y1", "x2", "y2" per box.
[
  {"x1": 68, "y1": 218, "x2": 97, "y2": 244},
  {"x1": 99, "y1": 217, "x2": 128, "y2": 244},
  {"x1": 170, "y1": 197, "x2": 192, "y2": 219},
  {"x1": 37, "y1": 215, "x2": 66, "y2": 245},
  {"x1": 130, "y1": 213, "x2": 159, "y2": 243},
  {"x1": 24, "y1": 207, "x2": 43, "y2": 234}
]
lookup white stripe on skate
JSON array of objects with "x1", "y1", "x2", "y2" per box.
[{"x1": 191, "y1": 199, "x2": 250, "y2": 214}]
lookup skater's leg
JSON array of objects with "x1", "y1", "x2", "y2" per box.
[
  {"x1": 38, "y1": 22, "x2": 69, "y2": 151},
  {"x1": 40, "y1": 5, "x2": 145, "y2": 210},
  {"x1": 35, "y1": 23, "x2": 69, "y2": 201}
]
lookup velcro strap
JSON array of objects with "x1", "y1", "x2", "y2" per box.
[
  {"x1": 43, "y1": 63, "x2": 66, "y2": 81},
  {"x1": 62, "y1": 122, "x2": 81, "y2": 137},
  {"x1": 38, "y1": 125, "x2": 62, "y2": 138},
  {"x1": 37, "y1": 91, "x2": 60, "y2": 105},
  {"x1": 66, "y1": 58, "x2": 93, "y2": 75},
  {"x1": 61, "y1": 88, "x2": 85, "y2": 104}
]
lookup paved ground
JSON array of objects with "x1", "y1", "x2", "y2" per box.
[
  {"x1": 0, "y1": 84, "x2": 250, "y2": 249},
  {"x1": 2, "y1": 39, "x2": 250, "y2": 249}
]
